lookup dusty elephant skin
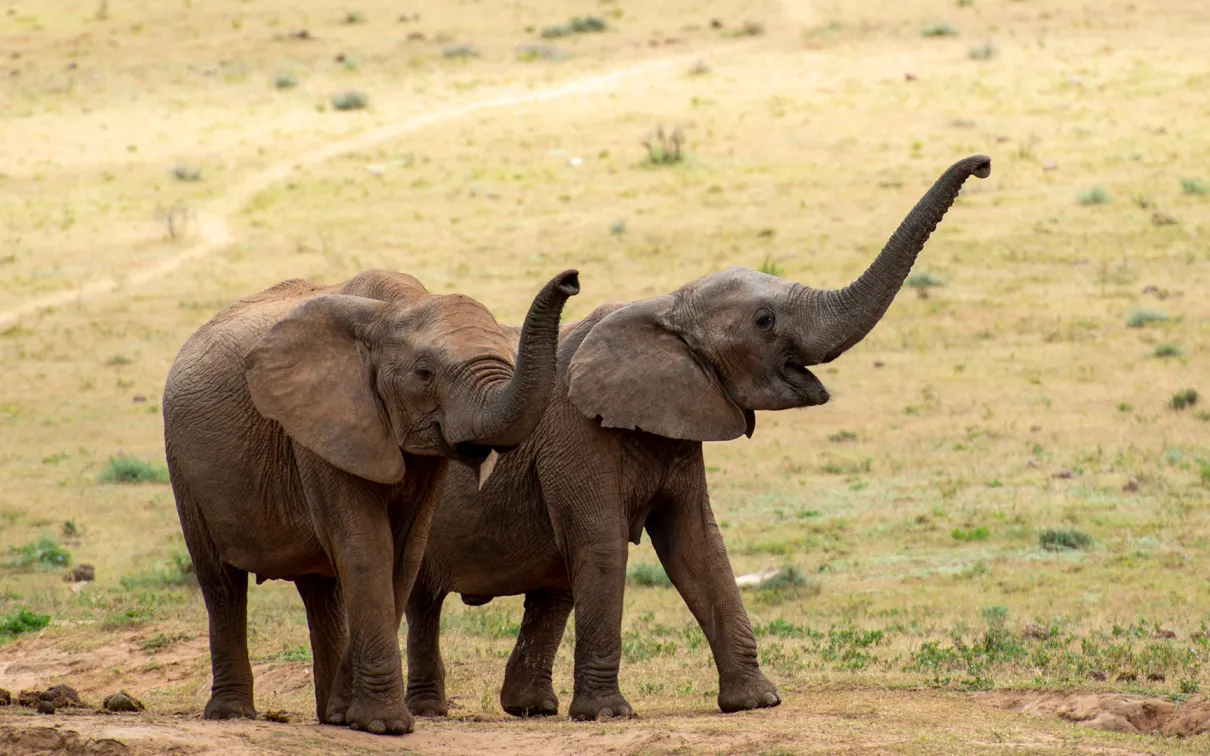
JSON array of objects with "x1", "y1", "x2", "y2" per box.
[
  {"x1": 405, "y1": 156, "x2": 992, "y2": 721},
  {"x1": 162, "y1": 268, "x2": 580, "y2": 735}
]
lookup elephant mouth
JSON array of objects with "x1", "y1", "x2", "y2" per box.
[{"x1": 782, "y1": 360, "x2": 830, "y2": 407}]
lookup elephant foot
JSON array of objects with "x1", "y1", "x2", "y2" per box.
[
  {"x1": 718, "y1": 672, "x2": 781, "y2": 713},
  {"x1": 569, "y1": 692, "x2": 634, "y2": 721},
  {"x1": 343, "y1": 696, "x2": 414, "y2": 735},
  {"x1": 406, "y1": 696, "x2": 448, "y2": 718},
  {"x1": 204, "y1": 694, "x2": 256, "y2": 721},
  {"x1": 500, "y1": 683, "x2": 558, "y2": 718}
]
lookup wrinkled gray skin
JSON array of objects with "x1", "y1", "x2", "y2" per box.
[
  {"x1": 404, "y1": 156, "x2": 991, "y2": 721},
  {"x1": 163, "y1": 268, "x2": 579, "y2": 735}
]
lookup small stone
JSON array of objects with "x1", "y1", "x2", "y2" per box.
[
  {"x1": 710, "y1": 18, "x2": 724, "y2": 29},
  {"x1": 334, "y1": 53, "x2": 346, "y2": 63},
  {"x1": 406, "y1": 32, "x2": 426, "y2": 41},
  {"x1": 1123, "y1": 477, "x2": 1140, "y2": 493},
  {"x1": 1117, "y1": 672, "x2": 1137, "y2": 682},
  {"x1": 103, "y1": 691, "x2": 145, "y2": 713},
  {"x1": 873, "y1": 361, "x2": 885, "y2": 368},
  {"x1": 132, "y1": 395, "x2": 147, "y2": 403},
  {"x1": 1052, "y1": 468, "x2": 1073, "y2": 479},
  {"x1": 904, "y1": 72, "x2": 917, "y2": 81},
  {"x1": 67, "y1": 61, "x2": 78, "y2": 70},
  {"x1": 37, "y1": 700, "x2": 55, "y2": 715},
  {"x1": 1154, "y1": 629, "x2": 1176, "y2": 640},
  {"x1": 262, "y1": 710, "x2": 290, "y2": 723},
  {"x1": 0, "y1": 688, "x2": 10, "y2": 705}
]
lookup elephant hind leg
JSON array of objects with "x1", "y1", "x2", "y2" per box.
[
  {"x1": 404, "y1": 581, "x2": 449, "y2": 717},
  {"x1": 500, "y1": 588, "x2": 572, "y2": 718},
  {"x1": 176, "y1": 489, "x2": 256, "y2": 721},
  {"x1": 295, "y1": 575, "x2": 348, "y2": 723}
]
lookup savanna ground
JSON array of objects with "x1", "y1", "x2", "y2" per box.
[{"x1": 1, "y1": 0, "x2": 1209, "y2": 752}]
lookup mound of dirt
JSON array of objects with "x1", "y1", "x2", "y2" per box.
[
  {"x1": 0, "y1": 726, "x2": 129, "y2": 755},
  {"x1": 16, "y1": 685, "x2": 88, "y2": 715},
  {"x1": 981, "y1": 691, "x2": 1210, "y2": 737}
]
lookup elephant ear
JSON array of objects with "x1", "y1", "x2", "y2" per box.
[
  {"x1": 567, "y1": 297, "x2": 752, "y2": 442},
  {"x1": 244, "y1": 294, "x2": 406, "y2": 484}
]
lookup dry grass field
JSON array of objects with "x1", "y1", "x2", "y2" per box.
[{"x1": 2, "y1": 0, "x2": 1209, "y2": 752}]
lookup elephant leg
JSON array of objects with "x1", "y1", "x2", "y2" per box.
[
  {"x1": 500, "y1": 588, "x2": 573, "y2": 717},
  {"x1": 404, "y1": 580, "x2": 449, "y2": 717},
  {"x1": 566, "y1": 539, "x2": 633, "y2": 721},
  {"x1": 295, "y1": 575, "x2": 348, "y2": 723},
  {"x1": 645, "y1": 484, "x2": 780, "y2": 714},
  {"x1": 299, "y1": 462, "x2": 412, "y2": 736}
]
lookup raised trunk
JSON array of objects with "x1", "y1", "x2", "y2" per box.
[
  {"x1": 448, "y1": 269, "x2": 580, "y2": 448},
  {"x1": 800, "y1": 155, "x2": 991, "y2": 363}
]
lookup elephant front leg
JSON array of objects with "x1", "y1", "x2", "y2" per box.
[
  {"x1": 567, "y1": 541, "x2": 634, "y2": 721},
  {"x1": 500, "y1": 588, "x2": 573, "y2": 717},
  {"x1": 645, "y1": 491, "x2": 780, "y2": 714},
  {"x1": 404, "y1": 582, "x2": 449, "y2": 718}
]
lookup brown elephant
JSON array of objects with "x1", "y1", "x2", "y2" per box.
[
  {"x1": 162, "y1": 268, "x2": 580, "y2": 735},
  {"x1": 404, "y1": 156, "x2": 991, "y2": 721}
]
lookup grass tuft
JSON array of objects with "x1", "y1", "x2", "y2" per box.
[
  {"x1": 1078, "y1": 186, "x2": 1111, "y2": 205},
  {"x1": 1125, "y1": 308, "x2": 1167, "y2": 328},
  {"x1": 1039, "y1": 528, "x2": 1093, "y2": 551},
  {"x1": 922, "y1": 22, "x2": 959, "y2": 37},
  {"x1": 541, "y1": 16, "x2": 606, "y2": 38},
  {"x1": 642, "y1": 125, "x2": 684, "y2": 166},
  {"x1": 172, "y1": 165, "x2": 202, "y2": 182},
  {"x1": 120, "y1": 552, "x2": 195, "y2": 590},
  {"x1": 905, "y1": 271, "x2": 944, "y2": 298},
  {"x1": 1169, "y1": 388, "x2": 1198, "y2": 411},
  {"x1": 273, "y1": 72, "x2": 297, "y2": 90},
  {"x1": 1153, "y1": 343, "x2": 1183, "y2": 358},
  {"x1": 627, "y1": 562, "x2": 672, "y2": 587},
  {"x1": 1179, "y1": 178, "x2": 1207, "y2": 195},
  {"x1": 98, "y1": 455, "x2": 169, "y2": 484},
  {"x1": 330, "y1": 90, "x2": 368, "y2": 111},
  {"x1": 0, "y1": 608, "x2": 50, "y2": 639},
  {"x1": 967, "y1": 41, "x2": 997, "y2": 60},
  {"x1": 758, "y1": 254, "x2": 784, "y2": 277},
  {"x1": 4, "y1": 535, "x2": 71, "y2": 570},
  {"x1": 443, "y1": 44, "x2": 478, "y2": 59},
  {"x1": 952, "y1": 526, "x2": 989, "y2": 542}
]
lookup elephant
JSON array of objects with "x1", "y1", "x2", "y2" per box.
[
  {"x1": 403, "y1": 155, "x2": 992, "y2": 721},
  {"x1": 162, "y1": 267, "x2": 580, "y2": 735}
]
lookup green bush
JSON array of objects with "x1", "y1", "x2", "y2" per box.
[
  {"x1": 540, "y1": 16, "x2": 606, "y2": 38},
  {"x1": 1039, "y1": 528, "x2": 1093, "y2": 551},
  {"x1": 274, "y1": 72, "x2": 298, "y2": 90},
  {"x1": 1153, "y1": 343, "x2": 1183, "y2": 358},
  {"x1": 5, "y1": 535, "x2": 71, "y2": 570},
  {"x1": 952, "y1": 526, "x2": 989, "y2": 542},
  {"x1": 1125, "y1": 308, "x2": 1167, "y2": 328},
  {"x1": 0, "y1": 608, "x2": 50, "y2": 638},
  {"x1": 442, "y1": 44, "x2": 478, "y2": 59},
  {"x1": 1170, "y1": 388, "x2": 1199, "y2": 410},
  {"x1": 331, "y1": 90, "x2": 368, "y2": 111},
  {"x1": 1078, "y1": 186, "x2": 1111, "y2": 205},
  {"x1": 98, "y1": 455, "x2": 169, "y2": 484},
  {"x1": 1179, "y1": 178, "x2": 1207, "y2": 195},
  {"x1": 922, "y1": 22, "x2": 959, "y2": 37},
  {"x1": 627, "y1": 562, "x2": 672, "y2": 587}
]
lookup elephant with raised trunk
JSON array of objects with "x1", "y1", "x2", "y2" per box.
[
  {"x1": 163, "y1": 268, "x2": 580, "y2": 735},
  {"x1": 404, "y1": 156, "x2": 991, "y2": 721}
]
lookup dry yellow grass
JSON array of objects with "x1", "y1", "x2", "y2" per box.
[{"x1": 1, "y1": 0, "x2": 1209, "y2": 753}]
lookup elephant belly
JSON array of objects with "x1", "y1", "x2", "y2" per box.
[{"x1": 447, "y1": 547, "x2": 568, "y2": 600}]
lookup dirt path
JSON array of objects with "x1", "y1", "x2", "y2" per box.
[{"x1": 0, "y1": 45, "x2": 749, "y2": 329}]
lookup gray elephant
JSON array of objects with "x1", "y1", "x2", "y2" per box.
[
  {"x1": 162, "y1": 268, "x2": 580, "y2": 735},
  {"x1": 404, "y1": 156, "x2": 991, "y2": 720}
]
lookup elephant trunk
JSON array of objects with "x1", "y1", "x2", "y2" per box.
[
  {"x1": 798, "y1": 155, "x2": 991, "y2": 364},
  {"x1": 448, "y1": 270, "x2": 580, "y2": 449}
]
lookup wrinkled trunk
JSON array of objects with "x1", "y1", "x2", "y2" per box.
[
  {"x1": 798, "y1": 155, "x2": 991, "y2": 363},
  {"x1": 446, "y1": 269, "x2": 580, "y2": 448}
]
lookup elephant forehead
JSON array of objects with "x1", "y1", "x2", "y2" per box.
[
  {"x1": 385, "y1": 296, "x2": 516, "y2": 360},
  {"x1": 679, "y1": 266, "x2": 793, "y2": 303}
]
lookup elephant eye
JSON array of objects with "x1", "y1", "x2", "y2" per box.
[
  {"x1": 755, "y1": 312, "x2": 775, "y2": 332},
  {"x1": 413, "y1": 365, "x2": 435, "y2": 385}
]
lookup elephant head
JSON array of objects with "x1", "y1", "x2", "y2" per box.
[
  {"x1": 567, "y1": 155, "x2": 990, "y2": 440},
  {"x1": 243, "y1": 270, "x2": 580, "y2": 485}
]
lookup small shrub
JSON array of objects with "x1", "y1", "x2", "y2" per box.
[
  {"x1": 1198, "y1": 459, "x2": 1210, "y2": 488},
  {"x1": 952, "y1": 526, "x2": 989, "y2": 542},
  {"x1": 0, "y1": 608, "x2": 50, "y2": 638},
  {"x1": 98, "y1": 455, "x2": 169, "y2": 484},
  {"x1": 967, "y1": 41, "x2": 997, "y2": 60},
  {"x1": 1180, "y1": 178, "x2": 1207, "y2": 196},
  {"x1": 1078, "y1": 186, "x2": 1111, "y2": 205},
  {"x1": 1153, "y1": 343, "x2": 1183, "y2": 358},
  {"x1": 274, "y1": 72, "x2": 297, "y2": 90},
  {"x1": 642, "y1": 125, "x2": 684, "y2": 166},
  {"x1": 627, "y1": 562, "x2": 672, "y2": 588},
  {"x1": 609, "y1": 219, "x2": 627, "y2": 236},
  {"x1": 1181, "y1": 679, "x2": 1201, "y2": 695},
  {"x1": 540, "y1": 16, "x2": 606, "y2": 38},
  {"x1": 905, "y1": 271, "x2": 944, "y2": 299},
  {"x1": 343, "y1": 11, "x2": 365, "y2": 25},
  {"x1": 516, "y1": 44, "x2": 569, "y2": 62},
  {"x1": 1039, "y1": 528, "x2": 1093, "y2": 551},
  {"x1": 758, "y1": 254, "x2": 784, "y2": 277},
  {"x1": 922, "y1": 22, "x2": 959, "y2": 37},
  {"x1": 827, "y1": 430, "x2": 858, "y2": 443},
  {"x1": 331, "y1": 90, "x2": 368, "y2": 111},
  {"x1": 1125, "y1": 308, "x2": 1167, "y2": 328},
  {"x1": 61, "y1": 519, "x2": 83, "y2": 539},
  {"x1": 729, "y1": 20, "x2": 765, "y2": 37},
  {"x1": 5, "y1": 536, "x2": 71, "y2": 570},
  {"x1": 1169, "y1": 388, "x2": 1199, "y2": 411},
  {"x1": 172, "y1": 165, "x2": 202, "y2": 182},
  {"x1": 442, "y1": 44, "x2": 478, "y2": 59},
  {"x1": 274, "y1": 644, "x2": 312, "y2": 662}
]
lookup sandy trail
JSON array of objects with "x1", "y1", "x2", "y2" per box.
[{"x1": 0, "y1": 46, "x2": 749, "y2": 329}]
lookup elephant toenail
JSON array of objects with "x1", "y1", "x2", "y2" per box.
[
  {"x1": 327, "y1": 714, "x2": 344, "y2": 726},
  {"x1": 763, "y1": 693, "x2": 779, "y2": 705},
  {"x1": 598, "y1": 708, "x2": 613, "y2": 719},
  {"x1": 368, "y1": 720, "x2": 386, "y2": 734},
  {"x1": 745, "y1": 699, "x2": 758, "y2": 710}
]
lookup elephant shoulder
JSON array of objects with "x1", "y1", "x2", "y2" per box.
[
  {"x1": 555, "y1": 302, "x2": 626, "y2": 366},
  {"x1": 338, "y1": 269, "x2": 430, "y2": 303}
]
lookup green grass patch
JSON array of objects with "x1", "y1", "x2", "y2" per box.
[
  {"x1": 1153, "y1": 343, "x2": 1183, "y2": 358},
  {"x1": 98, "y1": 455, "x2": 169, "y2": 484},
  {"x1": 331, "y1": 90, "x2": 368, "y2": 111},
  {"x1": 540, "y1": 16, "x2": 606, "y2": 38},
  {"x1": 0, "y1": 608, "x2": 51, "y2": 639},
  {"x1": 952, "y1": 526, "x2": 990, "y2": 542},
  {"x1": 758, "y1": 254, "x2": 784, "y2": 277},
  {"x1": 1179, "y1": 178, "x2": 1207, "y2": 195},
  {"x1": 120, "y1": 553, "x2": 195, "y2": 590},
  {"x1": 1078, "y1": 186, "x2": 1112, "y2": 205},
  {"x1": 1125, "y1": 308, "x2": 1167, "y2": 328},
  {"x1": 451, "y1": 610, "x2": 520, "y2": 639},
  {"x1": 1039, "y1": 528, "x2": 1093, "y2": 551},
  {"x1": 922, "y1": 22, "x2": 959, "y2": 37},
  {"x1": 4, "y1": 535, "x2": 71, "y2": 570},
  {"x1": 1169, "y1": 388, "x2": 1198, "y2": 410},
  {"x1": 627, "y1": 562, "x2": 672, "y2": 587}
]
